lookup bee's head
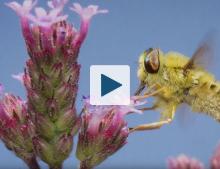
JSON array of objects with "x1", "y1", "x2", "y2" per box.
[{"x1": 135, "y1": 48, "x2": 161, "y2": 95}]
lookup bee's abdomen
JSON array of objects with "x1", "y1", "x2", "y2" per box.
[{"x1": 187, "y1": 81, "x2": 220, "y2": 121}]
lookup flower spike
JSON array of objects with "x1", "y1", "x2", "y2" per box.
[
  {"x1": 6, "y1": 1, "x2": 108, "y2": 168},
  {"x1": 76, "y1": 97, "x2": 143, "y2": 169},
  {"x1": 0, "y1": 93, "x2": 39, "y2": 169}
]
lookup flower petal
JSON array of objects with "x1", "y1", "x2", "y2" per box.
[
  {"x1": 6, "y1": 0, "x2": 37, "y2": 17},
  {"x1": 12, "y1": 73, "x2": 24, "y2": 84},
  {"x1": 47, "y1": 1, "x2": 54, "y2": 8},
  {"x1": 48, "y1": 0, "x2": 68, "y2": 9},
  {"x1": 49, "y1": 8, "x2": 62, "y2": 18},
  {"x1": 5, "y1": 2, "x2": 22, "y2": 15},
  {"x1": 54, "y1": 15, "x2": 68, "y2": 22},
  {"x1": 23, "y1": 0, "x2": 33, "y2": 10},
  {"x1": 35, "y1": 7, "x2": 47, "y2": 18},
  {"x1": 71, "y1": 3, "x2": 82, "y2": 13},
  {"x1": 71, "y1": 3, "x2": 108, "y2": 21}
]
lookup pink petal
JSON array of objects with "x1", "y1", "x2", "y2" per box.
[
  {"x1": 54, "y1": 15, "x2": 68, "y2": 22},
  {"x1": 35, "y1": 7, "x2": 47, "y2": 18},
  {"x1": 6, "y1": 0, "x2": 37, "y2": 17},
  {"x1": 5, "y1": 2, "x2": 22, "y2": 15},
  {"x1": 48, "y1": 0, "x2": 68, "y2": 9},
  {"x1": 71, "y1": 3, "x2": 82, "y2": 13},
  {"x1": 23, "y1": 0, "x2": 33, "y2": 9},
  {"x1": 87, "y1": 114, "x2": 102, "y2": 134},
  {"x1": 70, "y1": 3, "x2": 108, "y2": 21},
  {"x1": 12, "y1": 73, "x2": 24, "y2": 84},
  {"x1": 87, "y1": 5, "x2": 98, "y2": 12},
  {"x1": 49, "y1": 8, "x2": 62, "y2": 18},
  {"x1": 47, "y1": 1, "x2": 54, "y2": 8},
  {"x1": 70, "y1": 3, "x2": 108, "y2": 47}
]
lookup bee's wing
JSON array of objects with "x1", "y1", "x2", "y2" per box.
[
  {"x1": 176, "y1": 104, "x2": 197, "y2": 128},
  {"x1": 183, "y1": 34, "x2": 215, "y2": 71}
]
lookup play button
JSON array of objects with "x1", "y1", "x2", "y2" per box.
[
  {"x1": 90, "y1": 65, "x2": 130, "y2": 105},
  {"x1": 101, "y1": 74, "x2": 122, "y2": 96}
]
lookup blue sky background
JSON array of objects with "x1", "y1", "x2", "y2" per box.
[{"x1": 1, "y1": 0, "x2": 220, "y2": 168}]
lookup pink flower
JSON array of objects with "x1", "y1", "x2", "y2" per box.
[
  {"x1": 7, "y1": 0, "x2": 107, "y2": 54},
  {"x1": 168, "y1": 155, "x2": 204, "y2": 169},
  {"x1": 7, "y1": 2, "x2": 108, "y2": 167},
  {"x1": 76, "y1": 97, "x2": 143, "y2": 168},
  {"x1": 211, "y1": 143, "x2": 220, "y2": 169},
  {"x1": 7, "y1": 0, "x2": 108, "y2": 53},
  {"x1": 6, "y1": 0, "x2": 37, "y2": 17},
  {"x1": 70, "y1": 3, "x2": 108, "y2": 48},
  {"x1": 28, "y1": 7, "x2": 68, "y2": 27},
  {"x1": 7, "y1": 0, "x2": 67, "y2": 27},
  {"x1": 70, "y1": 3, "x2": 108, "y2": 22}
]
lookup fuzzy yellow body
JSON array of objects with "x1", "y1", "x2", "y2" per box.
[{"x1": 138, "y1": 51, "x2": 220, "y2": 123}]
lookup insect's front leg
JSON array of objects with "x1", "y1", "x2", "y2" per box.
[
  {"x1": 135, "y1": 82, "x2": 162, "y2": 96},
  {"x1": 135, "y1": 87, "x2": 165, "y2": 100},
  {"x1": 130, "y1": 103, "x2": 176, "y2": 132},
  {"x1": 139, "y1": 105, "x2": 157, "y2": 111},
  {"x1": 146, "y1": 83, "x2": 162, "y2": 93}
]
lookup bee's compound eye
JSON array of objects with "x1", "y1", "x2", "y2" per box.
[{"x1": 144, "y1": 49, "x2": 160, "y2": 74}]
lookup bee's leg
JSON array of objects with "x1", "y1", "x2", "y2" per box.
[
  {"x1": 135, "y1": 81, "x2": 146, "y2": 95},
  {"x1": 129, "y1": 104, "x2": 176, "y2": 132},
  {"x1": 139, "y1": 104, "x2": 157, "y2": 111},
  {"x1": 135, "y1": 82, "x2": 160, "y2": 96},
  {"x1": 135, "y1": 87, "x2": 164, "y2": 100},
  {"x1": 127, "y1": 104, "x2": 158, "y2": 115},
  {"x1": 145, "y1": 83, "x2": 161, "y2": 93},
  {"x1": 129, "y1": 119, "x2": 172, "y2": 132}
]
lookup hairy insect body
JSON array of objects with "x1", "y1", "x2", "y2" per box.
[
  {"x1": 138, "y1": 51, "x2": 220, "y2": 122},
  {"x1": 186, "y1": 73, "x2": 220, "y2": 121}
]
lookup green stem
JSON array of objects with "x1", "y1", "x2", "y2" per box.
[
  {"x1": 25, "y1": 156, "x2": 40, "y2": 169},
  {"x1": 79, "y1": 161, "x2": 93, "y2": 169}
]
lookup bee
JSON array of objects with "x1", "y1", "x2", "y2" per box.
[{"x1": 131, "y1": 39, "x2": 220, "y2": 132}]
